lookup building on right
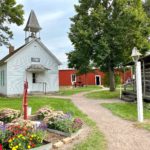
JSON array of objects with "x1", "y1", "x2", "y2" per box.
[{"x1": 122, "y1": 54, "x2": 150, "y2": 102}]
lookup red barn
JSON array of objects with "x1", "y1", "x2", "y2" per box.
[
  {"x1": 59, "y1": 68, "x2": 132, "y2": 87},
  {"x1": 59, "y1": 69, "x2": 105, "y2": 86}
]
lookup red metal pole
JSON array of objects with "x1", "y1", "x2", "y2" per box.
[{"x1": 23, "y1": 80, "x2": 28, "y2": 120}]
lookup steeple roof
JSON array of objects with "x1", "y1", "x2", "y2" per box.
[{"x1": 24, "y1": 10, "x2": 41, "y2": 33}]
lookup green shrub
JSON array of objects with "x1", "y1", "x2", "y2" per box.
[{"x1": 103, "y1": 72, "x2": 121, "y2": 87}]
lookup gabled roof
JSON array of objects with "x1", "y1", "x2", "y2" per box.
[
  {"x1": 35, "y1": 39, "x2": 62, "y2": 65},
  {"x1": 24, "y1": 10, "x2": 41, "y2": 33},
  {"x1": 0, "y1": 38, "x2": 62, "y2": 66},
  {"x1": 0, "y1": 43, "x2": 27, "y2": 65}
]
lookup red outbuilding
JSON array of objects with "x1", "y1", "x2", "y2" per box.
[
  {"x1": 59, "y1": 69, "x2": 105, "y2": 86},
  {"x1": 59, "y1": 68, "x2": 132, "y2": 87}
]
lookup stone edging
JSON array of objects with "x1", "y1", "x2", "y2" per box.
[{"x1": 51, "y1": 128, "x2": 84, "y2": 149}]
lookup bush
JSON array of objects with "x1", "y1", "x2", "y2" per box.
[
  {"x1": 0, "y1": 123, "x2": 46, "y2": 150},
  {"x1": 36, "y1": 106, "x2": 53, "y2": 120},
  {"x1": 0, "y1": 108, "x2": 21, "y2": 123},
  {"x1": 47, "y1": 113, "x2": 83, "y2": 133},
  {"x1": 103, "y1": 72, "x2": 121, "y2": 87}
]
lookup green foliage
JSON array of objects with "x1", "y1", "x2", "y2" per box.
[
  {"x1": 0, "y1": 96, "x2": 105, "y2": 150},
  {"x1": 48, "y1": 117, "x2": 83, "y2": 134},
  {"x1": 103, "y1": 73, "x2": 121, "y2": 87},
  {"x1": 68, "y1": 0, "x2": 150, "y2": 90},
  {"x1": 143, "y1": 0, "x2": 150, "y2": 17},
  {"x1": 0, "y1": 109, "x2": 21, "y2": 123},
  {"x1": 0, "y1": 0, "x2": 24, "y2": 46},
  {"x1": 0, "y1": 124, "x2": 45, "y2": 149}
]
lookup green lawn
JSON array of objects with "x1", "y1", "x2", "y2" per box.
[
  {"x1": 101, "y1": 103, "x2": 150, "y2": 121},
  {"x1": 58, "y1": 86, "x2": 102, "y2": 96},
  {"x1": 0, "y1": 96, "x2": 106, "y2": 150},
  {"x1": 86, "y1": 90, "x2": 120, "y2": 99}
]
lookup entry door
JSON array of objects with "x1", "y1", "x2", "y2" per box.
[{"x1": 95, "y1": 75, "x2": 101, "y2": 85}]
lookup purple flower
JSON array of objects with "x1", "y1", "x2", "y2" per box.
[
  {"x1": 37, "y1": 122, "x2": 47, "y2": 131},
  {"x1": 0, "y1": 124, "x2": 8, "y2": 132}
]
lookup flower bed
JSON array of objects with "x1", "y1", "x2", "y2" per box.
[
  {"x1": 0, "y1": 123, "x2": 47, "y2": 150},
  {"x1": 0, "y1": 107, "x2": 83, "y2": 150}
]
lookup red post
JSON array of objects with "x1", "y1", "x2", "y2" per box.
[
  {"x1": 0, "y1": 144, "x2": 3, "y2": 150},
  {"x1": 23, "y1": 80, "x2": 28, "y2": 120}
]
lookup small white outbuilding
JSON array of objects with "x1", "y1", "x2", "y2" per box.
[{"x1": 0, "y1": 10, "x2": 61, "y2": 96}]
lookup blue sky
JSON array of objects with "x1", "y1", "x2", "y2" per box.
[{"x1": 0, "y1": 0, "x2": 79, "y2": 68}]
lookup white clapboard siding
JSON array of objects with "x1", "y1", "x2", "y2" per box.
[
  {"x1": 3, "y1": 39, "x2": 60, "y2": 95},
  {"x1": 0, "y1": 64, "x2": 7, "y2": 95}
]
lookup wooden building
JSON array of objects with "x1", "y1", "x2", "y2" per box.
[
  {"x1": 0, "y1": 10, "x2": 61, "y2": 96},
  {"x1": 59, "y1": 69, "x2": 105, "y2": 86},
  {"x1": 122, "y1": 55, "x2": 150, "y2": 102}
]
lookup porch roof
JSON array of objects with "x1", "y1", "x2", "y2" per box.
[{"x1": 26, "y1": 64, "x2": 49, "y2": 72}]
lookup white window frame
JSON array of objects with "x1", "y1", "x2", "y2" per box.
[
  {"x1": 71, "y1": 74, "x2": 76, "y2": 83},
  {"x1": 95, "y1": 75, "x2": 101, "y2": 85},
  {"x1": 1, "y1": 70, "x2": 5, "y2": 86}
]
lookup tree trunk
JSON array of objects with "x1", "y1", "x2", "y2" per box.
[{"x1": 109, "y1": 66, "x2": 115, "y2": 91}]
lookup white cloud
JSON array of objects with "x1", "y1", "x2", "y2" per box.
[
  {"x1": 39, "y1": 11, "x2": 65, "y2": 25},
  {"x1": 0, "y1": 0, "x2": 78, "y2": 68}
]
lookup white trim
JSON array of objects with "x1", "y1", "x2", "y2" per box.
[
  {"x1": 5, "y1": 38, "x2": 62, "y2": 65},
  {"x1": 71, "y1": 74, "x2": 76, "y2": 84},
  {"x1": 95, "y1": 75, "x2": 101, "y2": 85}
]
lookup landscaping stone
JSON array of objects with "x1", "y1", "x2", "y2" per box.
[
  {"x1": 30, "y1": 142, "x2": 52, "y2": 150},
  {"x1": 53, "y1": 141, "x2": 64, "y2": 148},
  {"x1": 47, "y1": 128, "x2": 71, "y2": 137},
  {"x1": 62, "y1": 137, "x2": 72, "y2": 144}
]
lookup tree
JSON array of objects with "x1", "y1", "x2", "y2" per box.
[
  {"x1": 143, "y1": 0, "x2": 150, "y2": 17},
  {"x1": 68, "y1": 0, "x2": 150, "y2": 91},
  {"x1": 0, "y1": 0, "x2": 24, "y2": 46}
]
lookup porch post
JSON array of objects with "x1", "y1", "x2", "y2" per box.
[{"x1": 136, "y1": 61, "x2": 144, "y2": 122}]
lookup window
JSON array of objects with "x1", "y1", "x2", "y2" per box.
[
  {"x1": 1, "y1": 70, "x2": 5, "y2": 86},
  {"x1": 32, "y1": 73, "x2": 37, "y2": 83},
  {"x1": 31, "y1": 58, "x2": 40, "y2": 63},
  {"x1": 71, "y1": 74, "x2": 76, "y2": 83}
]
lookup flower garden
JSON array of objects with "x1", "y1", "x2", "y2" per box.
[{"x1": 0, "y1": 107, "x2": 83, "y2": 150}]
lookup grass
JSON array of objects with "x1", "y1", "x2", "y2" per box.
[
  {"x1": 86, "y1": 90, "x2": 120, "y2": 99},
  {"x1": 102, "y1": 102, "x2": 150, "y2": 132},
  {"x1": 58, "y1": 85, "x2": 102, "y2": 96},
  {"x1": 136, "y1": 122, "x2": 150, "y2": 131},
  {"x1": 74, "y1": 126, "x2": 106, "y2": 150},
  {"x1": 101, "y1": 103, "x2": 150, "y2": 121},
  {"x1": 0, "y1": 96, "x2": 106, "y2": 150}
]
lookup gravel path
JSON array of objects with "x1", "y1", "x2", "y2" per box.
[{"x1": 71, "y1": 91, "x2": 150, "y2": 150}]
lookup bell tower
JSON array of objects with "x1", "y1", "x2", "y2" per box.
[{"x1": 24, "y1": 10, "x2": 42, "y2": 43}]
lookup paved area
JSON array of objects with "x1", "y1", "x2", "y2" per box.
[{"x1": 71, "y1": 91, "x2": 150, "y2": 150}]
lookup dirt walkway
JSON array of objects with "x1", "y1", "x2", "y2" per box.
[{"x1": 71, "y1": 92, "x2": 150, "y2": 150}]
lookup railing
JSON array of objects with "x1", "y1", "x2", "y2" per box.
[
  {"x1": 35, "y1": 82, "x2": 47, "y2": 94},
  {"x1": 123, "y1": 80, "x2": 135, "y2": 92}
]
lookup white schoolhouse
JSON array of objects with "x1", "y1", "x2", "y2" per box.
[{"x1": 0, "y1": 10, "x2": 61, "y2": 96}]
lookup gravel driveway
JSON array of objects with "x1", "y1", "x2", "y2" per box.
[{"x1": 71, "y1": 91, "x2": 150, "y2": 150}]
